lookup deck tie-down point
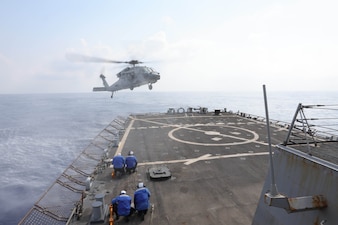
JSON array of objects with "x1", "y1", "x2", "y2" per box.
[{"x1": 148, "y1": 166, "x2": 172, "y2": 180}]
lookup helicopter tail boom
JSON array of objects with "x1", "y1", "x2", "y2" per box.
[{"x1": 93, "y1": 87, "x2": 107, "y2": 92}]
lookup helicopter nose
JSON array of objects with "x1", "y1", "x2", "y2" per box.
[{"x1": 151, "y1": 73, "x2": 160, "y2": 80}]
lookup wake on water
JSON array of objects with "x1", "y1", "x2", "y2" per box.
[{"x1": 0, "y1": 91, "x2": 337, "y2": 225}]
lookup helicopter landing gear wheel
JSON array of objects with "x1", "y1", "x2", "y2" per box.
[{"x1": 148, "y1": 84, "x2": 153, "y2": 90}]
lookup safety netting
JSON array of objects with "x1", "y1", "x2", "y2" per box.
[{"x1": 18, "y1": 117, "x2": 126, "y2": 225}]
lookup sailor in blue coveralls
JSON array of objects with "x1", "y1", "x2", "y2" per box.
[
  {"x1": 134, "y1": 182, "x2": 151, "y2": 221},
  {"x1": 111, "y1": 190, "x2": 132, "y2": 221},
  {"x1": 125, "y1": 151, "x2": 138, "y2": 174},
  {"x1": 112, "y1": 153, "x2": 125, "y2": 176}
]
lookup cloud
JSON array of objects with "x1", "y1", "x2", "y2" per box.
[
  {"x1": 0, "y1": 53, "x2": 12, "y2": 65},
  {"x1": 2, "y1": 0, "x2": 338, "y2": 94},
  {"x1": 162, "y1": 16, "x2": 175, "y2": 26}
]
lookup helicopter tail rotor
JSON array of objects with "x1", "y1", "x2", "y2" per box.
[
  {"x1": 100, "y1": 67, "x2": 105, "y2": 76},
  {"x1": 99, "y1": 74, "x2": 109, "y2": 88},
  {"x1": 93, "y1": 67, "x2": 109, "y2": 91}
]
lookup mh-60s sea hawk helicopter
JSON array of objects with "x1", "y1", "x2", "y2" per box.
[{"x1": 67, "y1": 54, "x2": 160, "y2": 98}]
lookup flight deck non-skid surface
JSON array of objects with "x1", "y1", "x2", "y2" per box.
[{"x1": 75, "y1": 112, "x2": 289, "y2": 225}]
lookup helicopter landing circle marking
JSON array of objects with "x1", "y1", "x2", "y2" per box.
[{"x1": 168, "y1": 124, "x2": 259, "y2": 146}]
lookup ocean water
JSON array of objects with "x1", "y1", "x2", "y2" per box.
[{"x1": 0, "y1": 91, "x2": 337, "y2": 225}]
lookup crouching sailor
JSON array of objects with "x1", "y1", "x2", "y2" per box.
[
  {"x1": 111, "y1": 190, "x2": 132, "y2": 222},
  {"x1": 125, "y1": 151, "x2": 138, "y2": 174},
  {"x1": 134, "y1": 182, "x2": 151, "y2": 221},
  {"x1": 112, "y1": 153, "x2": 125, "y2": 176}
]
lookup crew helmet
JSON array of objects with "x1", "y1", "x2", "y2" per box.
[
  {"x1": 137, "y1": 182, "x2": 144, "y2": 188},
  {"x1": 128, "y1": 151, "x2": 134, "y2": 155},
  {"x1": 120, "y1": 190, "x2": 127, "y2": 195}
]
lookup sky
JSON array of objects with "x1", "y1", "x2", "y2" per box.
[{"x1": 0, "y1": 0, "x2": 337, "y2": 94}]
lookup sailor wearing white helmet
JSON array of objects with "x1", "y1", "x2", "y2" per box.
[
  {"x1": 112, "y1": 153, "x2": 125, "y2": 176},
  {"x1": 111, "y1": 190, "x2": 132, "y2": 221},
  {"x1": 125, "y1": 150, "x2": 138, "y2": 174},
  {"x1": 134, "y1": 182, "x2": 151, "y2": 221}
]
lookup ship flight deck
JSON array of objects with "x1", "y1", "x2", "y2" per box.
[
  {"x1": 19, "y1": 105, "x2": 338, "y2": 225},
  {"x1": 74, "y1": 110, "x2": 289, "y2": 225}
]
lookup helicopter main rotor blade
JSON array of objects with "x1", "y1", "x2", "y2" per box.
[
  {"x1": 66, "y1": 53, "x2": 125, "y2": 64},
  {"x1": 66, "y1": 53, "x2": 147, "y2": 65},
  {"x1": 126, "y1": 60, "x2": 144, "y2": 65}
]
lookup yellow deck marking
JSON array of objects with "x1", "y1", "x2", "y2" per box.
[{"x1": 114, "y1": 116, "x2": 134, "y2": 156}]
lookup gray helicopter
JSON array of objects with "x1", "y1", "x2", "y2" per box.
[{"x1": 67, "y1": 54, "x2": 160, "y2": 98}]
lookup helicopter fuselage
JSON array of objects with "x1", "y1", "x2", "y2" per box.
[
  {"x1": 93, "y1": 66, "x2": 160, "y2": 97},
  {"x1": 111, "y1": 66, "x2": 160, "y2": 90},
  {"x1": 67, "y1": 53, "x2": 160, "y2": 97}
]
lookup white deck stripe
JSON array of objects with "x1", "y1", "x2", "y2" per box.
[{"x1": 138, "y1": 152, "x2": 270, "y2": 166}]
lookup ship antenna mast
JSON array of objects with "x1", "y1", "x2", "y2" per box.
[
  {"x1": 263, "y1": 84, "x2": 279, "y2": 196},
  {"x1": 262, "y1": 84, "x2": 327, "y2": 213}
]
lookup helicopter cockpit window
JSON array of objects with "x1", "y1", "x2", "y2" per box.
[{"x1": 144, "y1": 67, "x2": 153, "y2": 72}]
